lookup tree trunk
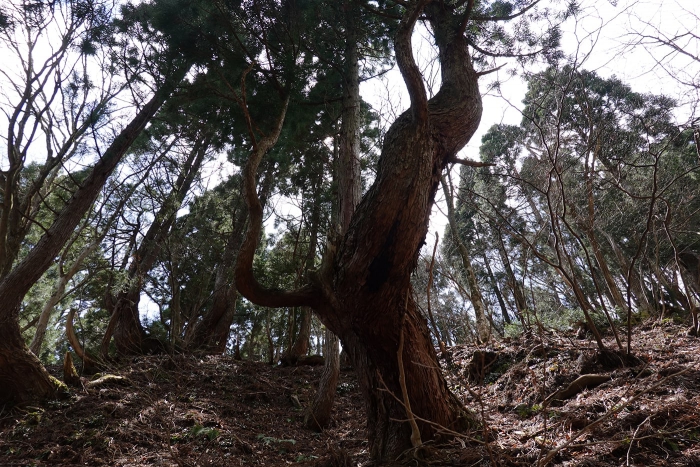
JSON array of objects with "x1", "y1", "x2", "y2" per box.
[
  {"x1": 325, "y1": 4, "x2": 483, "y2": 456},
  {"x1": 29, "y1": 275, "x2": 70, "y2": 356},
  {"x1": 65, "y1": 308, "x2": 99, "y2": 373},
  {"x1": 603, "y1": 230, "x2": 654, "y2": 314},
  {"x1": 306, "y1": 9, "x2": 362, "y2": 428},
  {"x1": 497, "y1": 232, "x2": 528, "y2": 324},
  {"x1": 482, "y1": 249, "x2": 511, "y2": 324},
  {"x1": 235, "y1": 4, "x2": 482, "y2": 461},
  {"x1": 110, "y1": 135, "x2": 208, "y2": 355},
  {"x1": 305, "y1": 328, "x2": 340, "y2": 430},
  {"x1": 287, "y1": 308, "x2": 311, "y2": 358},
  {"x1": 0, "y1": 323, "x2": 60, "y2": 405},
  {"x1": 169, "y1": 258, "x2": 183, "y2": 347},
  {"x1": 442, "y1": 175, "x2": 490, "y2": 342},
  {"x1": 185, "y1": 221, "x2": 243, "y2": 352},
  {"x1": 0, "y1": 64, "x2": 188, "y2": 405}
]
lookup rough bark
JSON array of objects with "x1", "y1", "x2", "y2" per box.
[
  {"x1": 235, "y1": 3, "x2": 482, "y2": 461},
  {"x1": 288, "y1": 309, "x2": 312, "y2": 358},
  {"x1": 0, "y1": 65, "x2": 188, "y2": 405},
  {"x1": 329, "y1": 3, "x2": 483, "y2": 455}
]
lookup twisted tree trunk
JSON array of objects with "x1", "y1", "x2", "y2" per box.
[{"x1": 235, "y1": 3, "x2": 482, "y2": 460}]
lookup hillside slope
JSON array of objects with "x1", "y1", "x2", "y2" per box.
[{"x1": 1, "y1": 321, "x2": 699, "y2": 466}]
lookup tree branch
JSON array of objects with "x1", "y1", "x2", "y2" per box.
[{"x1": 234, "y1": 94, "x2": 322, "y2": 309}]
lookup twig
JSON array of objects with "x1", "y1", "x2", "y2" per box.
[
  {"x1": 538, "y1": 367, "x2": 690, "y2": 466},
  {"x1": 626, "y1": 415, "x2": 650, "y2": 466}
]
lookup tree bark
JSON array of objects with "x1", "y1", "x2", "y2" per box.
[
  {"x1": 305, "y1": 328, "x2": 339, "y2": 430},
  {"x1": 235, "y1": 3, "x2": 482, "y2": 461},
  {"x1": 326, "y1": 4, "x2": 483, "y2": 457},
  {"x1": 288, "y1": 309, "x2": 311, "y2": 357}
]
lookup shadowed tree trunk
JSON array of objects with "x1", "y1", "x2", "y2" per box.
[
  {"x1": 185, "y1": 226, "x2": 243, "y2": 353},
  {"x1": 306, "y1": 329, "x2": 339, "y2": 429},
  {"x1": 186, "y1": 166, "x2": 277, "y2": 353},
  {"x1": 184, "y1": 222, "x2": 240, "y2": 350},
  {"x1": 482, "y1": 247, "x2": 512, "y2": 324},
  {"x1": 109, "y1": 135, "x2": 208, "y2": 355},
  {"x1": 306, "y1": 12, "x2": 361, "y2": 428},
  {"x1": 288, "y1": 309, "x2": 312, "y2": 357},
  {"x1": 0, "y1": 65, "x2": 188, "y2": 405},
  {"x1": 235, "y1": 4, "x2": 482, "y2": 460}
]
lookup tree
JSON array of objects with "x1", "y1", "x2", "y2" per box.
[
  {"x1": 234, "y1": 0, "x2": 564, "y2": 460},
  {"x1": 0, "y1": 0, "x2": 193, "y2": 405}
]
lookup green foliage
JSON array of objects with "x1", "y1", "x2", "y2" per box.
[{"x1": 189, "y1": 424, "x2": 220, "y2": 441}]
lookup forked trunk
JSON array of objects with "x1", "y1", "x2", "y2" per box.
[{"x1": 235, "y1": 3, "x2": 482, "y2": 461}]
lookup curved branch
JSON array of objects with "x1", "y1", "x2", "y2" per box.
[
  {"x1": 448, "y1": 156, "x2": 494, "y2": 167},
  {"x1": 467, "y1": 37, "x2": 543, "y2": 58},
  {"x1": 234, "y1": 95, "x2": 322, "y2": 309},
  {"x1": 394, "y1": 0, "x2": 430, "y2": 123},
  {"x1": 66, "y1": 308, "x2": 99, "y2": 370}
]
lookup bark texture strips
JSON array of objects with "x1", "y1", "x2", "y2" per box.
[{"x1": 235, "y1": 3, "x2": 482, "y2": 461}]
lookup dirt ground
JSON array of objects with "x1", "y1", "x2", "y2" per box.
[{"x1": 1, "y1": 320, "x2": 699, "y2": 466}]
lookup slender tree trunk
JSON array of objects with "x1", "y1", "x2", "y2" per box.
[
  {"x1": 186, "y1": 214, "x2": 244, "y2": 352},
  {"x1": 30, "y1": 276, "x2": 70, "y2": 356},
  {"x1": 169, "y1": 258, "x2": 183, "y2": 347},
  {"x1": 286, "y1": 308, "x2": 311, "y2": 358},
  {"x1": 307, "y1": 17, "x2": 362, "y2": 427},
  {"x1": 305, "y1": 328, "x2": 339, "y2": 430},
  {"x1": 110, "y1": 136, "x2": 208, "y2": 355},
  {"x1": 65, "y1": 308, "x2": 99, "y2": 372},
  {"x1": 441, "y1": 176, "x2": 490, "y2": 342},
  {"x1": 282, "y1": 169, "x2": 322, "y2": 363},
  {"x1": 482, "y1": 249, "x2": 511, "y2": 324},
  {"x1": 497, "y1": 232, "x2": 528, "y2": 323},
  {"x1": 603, "y1": 231, "x2": 653, "y2": 313}
]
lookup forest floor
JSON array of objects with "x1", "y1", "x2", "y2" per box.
[{"x1": 1, "y1": 319, "x2": 699, "y2": 466}]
